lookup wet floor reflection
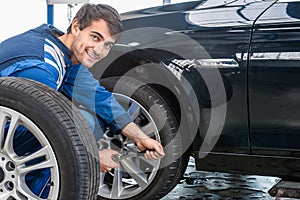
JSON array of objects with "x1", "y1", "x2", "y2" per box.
[{"x1": 161, "y1": 157, "x2": 297, "y2": 200}]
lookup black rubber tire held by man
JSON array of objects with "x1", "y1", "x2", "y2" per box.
[{"x1": 0, "y1": 77, "x2": 100, "y2": 200}]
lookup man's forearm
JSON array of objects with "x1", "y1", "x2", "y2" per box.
[{"x1": 121, "y1": 122, "x2": 148, "y2": 143}]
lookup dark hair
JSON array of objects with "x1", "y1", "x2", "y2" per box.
[{"x1": 67, "y1": 3, "x2": 123, "y2": 37}]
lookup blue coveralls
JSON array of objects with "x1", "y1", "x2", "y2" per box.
[{"x1": 0, "y1": 24, "x2": 132, "y2": 198}]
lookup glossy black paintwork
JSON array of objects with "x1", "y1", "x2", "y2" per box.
[
  {"x1": 91, "y1": 0, "x2": 300, "y2": 178},
  {"x1": 119, "y1": 0, "x2": 276, "y2": 153},
  {"x1": 249, "y1": 1, "x2": 300, "y2": 156}
]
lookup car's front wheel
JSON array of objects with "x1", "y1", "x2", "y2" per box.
[{"x1": 98, "y1": 77, "x2": 189, "y2": 200}]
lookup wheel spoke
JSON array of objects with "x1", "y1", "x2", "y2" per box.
[
  {"x1": 120, "y1": 158, "x2": 148, "y2": 188},
  {"x1": 99, "y1": 173, "x2": 106, "y2": 186},
  {"x1": 0, "y1": 110, "x2": 8, "y2": 150},
  {"x1": 18, "y1": 159, "x2": 54, "y2": 175},
  {"x1": 139, "y1": 156, "x2": 160, "y2": 169},
  {"x1": 110, "y1": 168, "x2": 124, "y2": 198},
  {"x1": 141, "y1": 121, "x2": 156, "y2": 137},
  {"x1": 127, "y1": 101, "x2": 141, "y2": 120},
  {"x1": 13, "y1": 146, "x2": 51, "y2": 165},
  {"x1": 17, "y1": 178, "x2": 41, "y2": 200},
  {"x1": 3, "y1": 113, "x2": 19, "y2": 155}
]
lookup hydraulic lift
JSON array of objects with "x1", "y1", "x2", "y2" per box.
[
  {"x1": 46, "y1": 0, "x2": 88, "y2": 24},
  {"x1": 46, "y1": 0, "x2": 172, "y2": 25}
]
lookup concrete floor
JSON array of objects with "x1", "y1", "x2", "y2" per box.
[{"x1": 162, "y1": 157, "x2": 299, "y2": 200}]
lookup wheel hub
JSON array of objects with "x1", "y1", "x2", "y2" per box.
[
  {"x1": 99, "y1": 132, "x2": 125, "y2": 152},
  {"x1": 0, "y1": 153, "x2": 17, "y2": 195}
]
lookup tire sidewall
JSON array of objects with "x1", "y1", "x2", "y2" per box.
[
  {"x1": 0, "y1": 82, "x2": 90, "y2": 199},
  {"x1": 100, "y1": 77, "x2": 184, "y2": 200}
]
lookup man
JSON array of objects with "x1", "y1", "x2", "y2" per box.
[{"x1": 0, "y1": 3, "x2": 165, "y2": 174}]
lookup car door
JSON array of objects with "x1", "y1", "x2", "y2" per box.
[
  {"x1": 249, "y1": 0, "x2": 300, "y2": 156},
  {"x1": 183, "y1": 0, "x2": 276, "y2": 154}
]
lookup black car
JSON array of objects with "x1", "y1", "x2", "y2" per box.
[{"x1": 91, "y1": 0, "x2": 300, "y2": 199}]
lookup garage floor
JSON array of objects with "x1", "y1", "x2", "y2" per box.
[{"x1": 162, "y1": 157, "x2": 298, "y2": 200}]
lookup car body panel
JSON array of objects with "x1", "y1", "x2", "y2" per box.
[
  {"x1": 114, "y1": 0, "x2": 275, "y2": 154},
  {"x1": 91, "y1": 0, "x2": 300, "y2": 179},
  {"x1": 249, "y1": 1, "x2": 300, "y2": 157}
]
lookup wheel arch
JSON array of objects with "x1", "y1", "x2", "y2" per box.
[{"x1": 91, "y1": 48, "x2": 202, "y2": 154}]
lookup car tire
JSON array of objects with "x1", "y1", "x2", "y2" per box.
[
  {"x1": 0, "y1": 77, "x2": 100, "y2": 199},
  {"x1": 98, "y1": 76, "x2": 189, "y2": 200}
]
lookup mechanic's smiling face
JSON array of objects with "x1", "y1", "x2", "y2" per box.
[{"x1": 71, "y1": 19, "x2": 115, "y2": 68}]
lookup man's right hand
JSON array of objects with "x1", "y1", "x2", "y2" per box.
[{"x1": 122, "y1": 122, "x2": 165, "y2": 160}]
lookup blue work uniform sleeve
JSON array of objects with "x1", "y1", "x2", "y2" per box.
[
  {"x1": 61, "y1": 64, "x2": 132, "y2": 134},
  {"x1": 0, "y1": 60, "x2": 61, "y2": 90}
]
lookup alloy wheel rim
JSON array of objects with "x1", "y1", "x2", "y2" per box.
[
  {"x1": 98, "y1": 93, "x2": 162, "y2": 199},
  {"x1": 0, "y1": 106, "x2": 59, "y2": 199}
]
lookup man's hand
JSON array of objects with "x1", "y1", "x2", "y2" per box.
[
  {"x1": 136, "y1": 137, "x2": 165, "y2": 160},
  {"x1": 99, "y1": 149, "x2": 120, "y2": 173},
  {"x1": 99, "y1": 122, "x2": 165, "y2": 173},
  {"x1": 122, "y1": 122, "x2": 165, "y2": 160}
]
